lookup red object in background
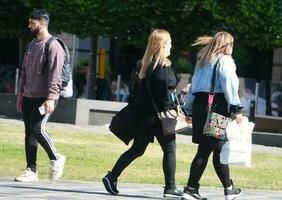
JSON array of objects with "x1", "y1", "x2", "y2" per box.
[
  {"x1": 182, "y1": 51, "x2": 190, "y2": 61},
  {"x1": 5, "y1": 83, "x2": 15, "y2": 93}
]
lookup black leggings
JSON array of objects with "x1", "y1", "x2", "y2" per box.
[
  {"x1": 111, "y1": 133, "x2": 176, "y2": 189},
  {"x1": 22, "y1": 97, "x2": 59, "y2": 172},
  {"x1": 187, "y1": 138, "x2": 231, "y2": 188}
]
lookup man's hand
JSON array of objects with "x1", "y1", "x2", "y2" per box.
[
  {"x1": 42, "y1": 99, "x2": 55, "y2": 113},
  {"x1": 16, "y1": 93, "x2": 23, "y2": 112}
]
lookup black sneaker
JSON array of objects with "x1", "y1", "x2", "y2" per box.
[
  {"x1": 224, "y1": 180, "x2": 242, "y2": 200},
  {"x1": 181, "y1": 186, "x2": 207, "y2": 200},
  {"x1": 102, "y1": 172, "x2": 119, "y2": 195},
  {"x1": 163, "y1": 187, "x2": 182, "y2": 198}
]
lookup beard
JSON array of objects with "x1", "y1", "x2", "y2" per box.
[{"x1": 29, "y1": 26, "x2": 40, "y2": 35}]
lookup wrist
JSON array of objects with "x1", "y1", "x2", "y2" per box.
[{"x1": 229, "y1": 104, "x2": 243, "y2": 114}]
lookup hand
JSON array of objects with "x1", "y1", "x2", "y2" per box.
[
  {"x1": 185, "y1": 116, "x2": 192, "y2": 125},
  {"x1": 42, "y1": 99, "x2": 55, "y2": 113},
  {"x1": 16, "y1": 94, "x2": 23, "y2": 112}
]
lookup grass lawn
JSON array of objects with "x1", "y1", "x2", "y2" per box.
[{"x1": 0, "y1": 122, "x2": 281, "y2": 190}]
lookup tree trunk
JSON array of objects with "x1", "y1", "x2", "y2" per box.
[
  {"x1": 113, "y1": 38, "x2": 121, "y2": 76},
  {"x1": 87, "y1": 36, "x2": 98, "y2": 99},
  {"x1": 265, "y1": 79, "x2": 272, "y2": 115},
  {"x1": 265, "y1": 50, "x2": 274, "y2": 115},
  {"x1": 18, "y1": 37, "x2": 24, "y2": 67},
  {"x1": 18, "y1": 30, "x2": 31, "y2": 67}
]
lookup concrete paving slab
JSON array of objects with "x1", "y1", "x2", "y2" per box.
[{"x1": 0, "y1": 179, "x2": 282, "y2": 200}]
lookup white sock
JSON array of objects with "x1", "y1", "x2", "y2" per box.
[
  {"x1": 187, "y1": 186, "x2": 195, "y2": 190},
  {"x1": 226, "y1": 185, "x2": 232, "y2": 190}
]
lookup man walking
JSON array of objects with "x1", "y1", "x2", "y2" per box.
[{"x1": 15, "y1": 9, "x2": 66, "y2": 182}]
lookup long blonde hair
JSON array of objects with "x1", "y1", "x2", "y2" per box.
[
  {"x1": 139, "y1": 29, "x2": 171, "y2": 78},
  {"x1": 193, "y1": 31, "x2": 234, "y2": 67}
]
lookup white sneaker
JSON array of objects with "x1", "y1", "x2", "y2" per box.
[
  {"x1": 15, "y1": 168, "x2": 39, "y2": 182},
  {"x1": 50, "y1": 153, "x2": 66, "y2": 181}
]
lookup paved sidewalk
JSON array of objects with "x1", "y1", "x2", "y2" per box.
[
  {"x1": 1, "y1": 117, "x2": 282, "y2": 199},
  {"x1": 1, "y1": 179, "x2": 282, "y2": 200}
]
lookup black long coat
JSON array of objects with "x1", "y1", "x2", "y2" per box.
[{"x1": 110, "y1": 64, "x2": 178, "y2": 145}]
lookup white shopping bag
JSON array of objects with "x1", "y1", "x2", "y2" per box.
[{"x1": 220, "y1": 116, "x2": 255, "y2": 167}]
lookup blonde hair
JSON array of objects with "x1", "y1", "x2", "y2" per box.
[
  {"x1": 139, "y1": 29, "x2": 171, "y2": 78},
  {"x1": 193, "y1": 31, "x2": 234, "y2": 67}
]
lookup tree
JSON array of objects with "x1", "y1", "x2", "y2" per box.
[
  {"x1": 1, "y1": 0, "x2": 281, "y2": 106},
  {"x1": 0, "y1": 0, "x2": 221, "y2": 63},
  {"x1": 42, "y1": 0, "x2": 221, "y2": 98},
  {"x1": 0, "y1": 0, "x2": 34, "y2": 64},
  {"x1": 203, "y1": 0, "x2": 282, "y2": 115},
  {"x1": 203, "y1": 0, "x2": 282, "y2": 48}
]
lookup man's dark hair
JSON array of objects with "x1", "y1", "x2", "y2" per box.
[{"x1": 29, "y1": 9, "x2": 49, "y2": 24}]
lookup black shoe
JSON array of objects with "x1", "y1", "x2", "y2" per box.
[
  {"x1": 224, "y1": 180, "x2": 242, "y2": 200},
  {"x1": 163, "y1": 187, "x2": 182, "y2": 198},
  {"x1": 102, "y1": 172, "x2": 119, "y2": 195},
  {"x1": 181, "y1": 186, "x2": 207, "y2": 200}
]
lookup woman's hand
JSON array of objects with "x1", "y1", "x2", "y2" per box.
[
  {"x1": 185, "y1": 115, "x2": 192, "y2": 125},
  {"x1": 232, "y1": 113, "x2": 243, "y2": 122}
]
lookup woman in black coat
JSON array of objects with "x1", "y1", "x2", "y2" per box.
[{"x1": 103, "y1": 29, "x2": 182, "y2": 198}]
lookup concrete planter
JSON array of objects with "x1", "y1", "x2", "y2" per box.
[{"x1": 0, "y1": 93, "x2": 127, "y2": 125}]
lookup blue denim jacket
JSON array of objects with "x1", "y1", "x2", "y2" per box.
[{"x1": 184, "y1": 55, "x2": 242, "y2": 115}]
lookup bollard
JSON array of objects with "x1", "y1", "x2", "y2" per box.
[{"x1": 249, "y1": 100, "x2": 255, "y2": 122}]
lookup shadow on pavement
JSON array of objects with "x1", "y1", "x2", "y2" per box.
[{"x1": 2, "y1": 184, "x2": 163, "y2": 199}]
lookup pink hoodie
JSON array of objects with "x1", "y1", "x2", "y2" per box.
[{"x1": 19, "y1": 37, "x2": 64, "y2": 100}]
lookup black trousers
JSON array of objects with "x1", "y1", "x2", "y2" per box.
[
  {"x1": 187, "y1": 138, "x2": 231, "y2": 188},
  {"x1": 111, "y1": 133, "x2": 177, "y2": 189},
  {"x1": 187, "y1": 92, "x2": 231, "y2": 188},
  {"x1": 22, "y1": 97, "x2": 59, "y2": 172}
]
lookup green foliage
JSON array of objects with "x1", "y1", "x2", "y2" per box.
[
  {"x1": 0, "y1": 0, "x2": 218, "y2": 50},
  {"x1": 0, "y1": 0, "x2": 31, "y2": 37},
  {"x1": 202, "y1": 0, "x2": 282, "y2": 48},
  {"x1": 73, "y1": 58, "x2": 89, "y2": 74},
  {"x1": 73, "y1": 58, "x2": 112, "y2": 80},
  {"x1": 0, "y1": 0, "x2": 281, "y2": 50},
  {"x1": 0, "y1": 0, "x2": 281, "y2": 80},
  {"x1": 174, "y1": 57, "x2": 193, "y2": 74},
  {"x1": 232, "y1": 44, "x2": 252, "y2": 77}
]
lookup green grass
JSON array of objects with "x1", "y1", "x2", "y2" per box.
[{"x1": 0, "y1": 122, "x2": 281, "y2": 190}]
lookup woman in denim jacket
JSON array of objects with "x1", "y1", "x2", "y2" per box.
[{"x1": 182, "y1": 32, "x2": 243, "y2": 200}]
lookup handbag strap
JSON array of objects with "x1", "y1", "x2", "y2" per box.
[
  {"x1": 145, "y1": 67, "x2": 180, "y2": 118},
  {"x1": 208, "y1": 57, "x2": 221, "y2": 106},
  {"x1": 145, "y1": 71, "x2": 161, "y2": 119}
]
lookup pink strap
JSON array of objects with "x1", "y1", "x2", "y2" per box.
[{"x1": 208, "y1": 93, "x2": 214, "y2": 106}]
